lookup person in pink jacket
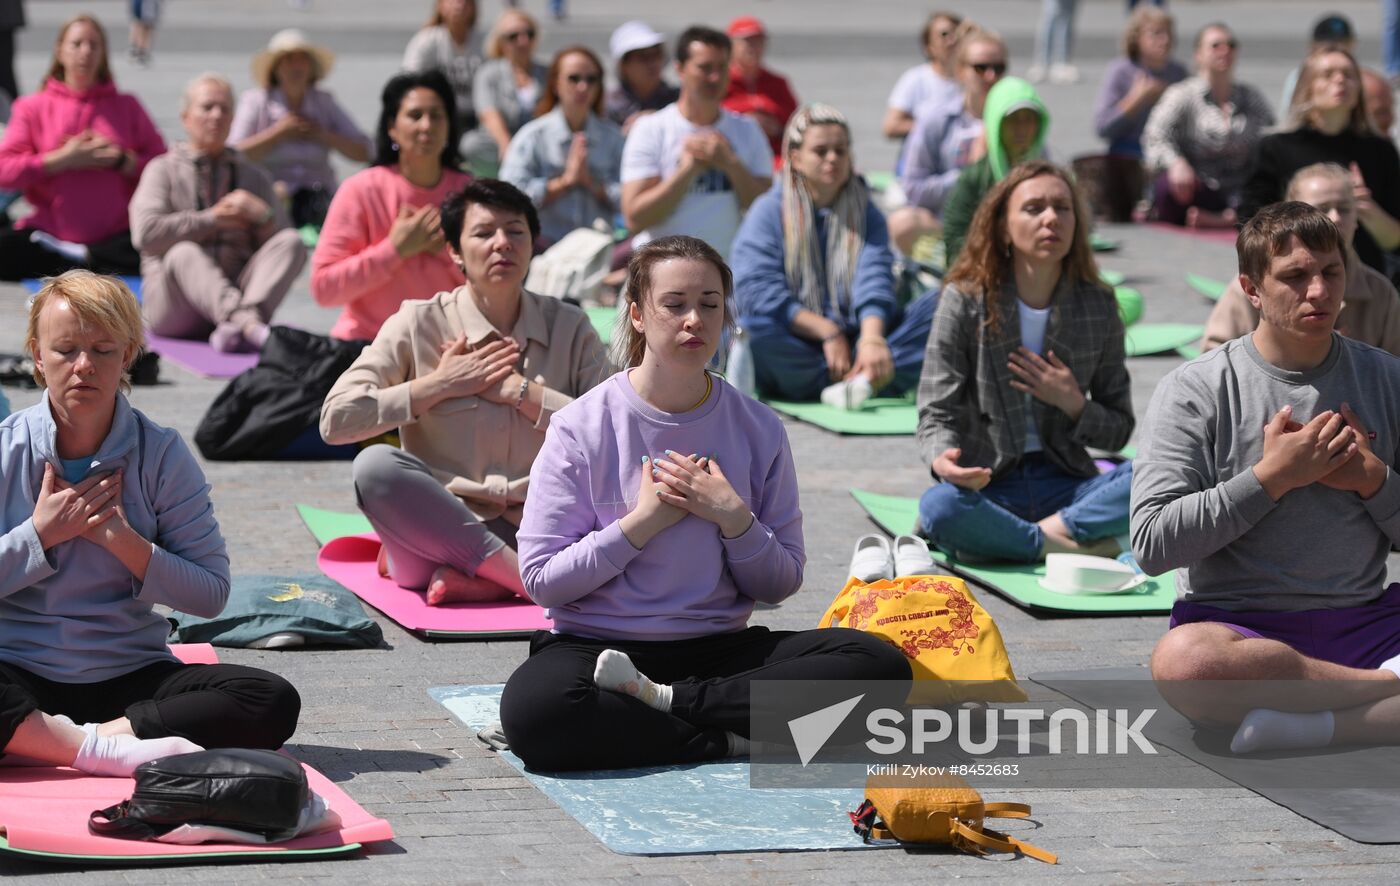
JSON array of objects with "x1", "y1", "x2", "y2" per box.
[
  {"x1": 311, "y1": 70, "x2": 471, "y2": 341},
  {"x1": 0, "y1": 14, "x2": 165, "y2": 281}
]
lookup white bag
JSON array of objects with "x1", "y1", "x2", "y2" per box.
[{"x1": 525, "y1": 225, "x2": 615, "y2": 304}]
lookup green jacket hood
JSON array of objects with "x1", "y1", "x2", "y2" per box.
[{"x1": 982, "y1": 76, "x2": 1050, "y2": 181}]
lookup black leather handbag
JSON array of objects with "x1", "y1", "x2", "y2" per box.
[{"x1": 88, "y1": 749, "x2": 309, "y2": 841}]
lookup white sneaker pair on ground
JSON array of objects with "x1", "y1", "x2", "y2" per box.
[
  {"x1": 849, "y1": 533, "x2": 937, "y2": 582},
  {"x1": 820, "y1": 374, "x2": 874, "y2": 411}
]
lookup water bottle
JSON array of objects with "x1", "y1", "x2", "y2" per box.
[{"x1": 725, "y1": 325, "x2": 756, "y2": 398}]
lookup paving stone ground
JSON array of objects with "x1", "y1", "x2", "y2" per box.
[{"x1": 3, "y1": 0, "x2": 1400, "y2": 882}]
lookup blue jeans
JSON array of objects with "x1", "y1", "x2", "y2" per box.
[
  {"x1": 1034, "y1": 0, "x2": 1078, "y2": 68},
  {"x1": 1387, "y1": 0, "x2": 1400, "y2": 78},
  {"x1": 917, "y1": 455, "x2": 1133, "y2": 563},
  {"x1": 743, "y1": 288, "x2": 938, "y2": 401}
]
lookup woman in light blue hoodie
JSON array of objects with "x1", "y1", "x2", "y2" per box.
[{"x1": 0, "y1": 271, "x2": 299, "y2": 776}]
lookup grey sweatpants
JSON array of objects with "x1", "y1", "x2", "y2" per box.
[
  {"x1": 142, "y1": 228, "x2": 306, "y2": 338},
  {"x1": 352, "y1": 444, "x2": 515, "y2": 590}
]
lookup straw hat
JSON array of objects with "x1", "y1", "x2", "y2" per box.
[{"x1": 251, "y1": 29, "x2": 335, "y2": 88}]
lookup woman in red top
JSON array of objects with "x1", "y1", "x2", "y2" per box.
[{"x1": 721, "y1": 16, "x2": 798, "y2": 162}]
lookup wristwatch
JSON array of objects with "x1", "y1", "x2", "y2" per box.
[{"x1": 515, "y1": 376, "x2": 531, "y2": 410}]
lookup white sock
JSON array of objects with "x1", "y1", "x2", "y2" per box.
[
  {"x1": 725, "y1": 731, "x2": 751, "y2": 758},
  {"x1": 1230, "y1": 708, "x2": 1335, "y2": 755},
  {"x1": 593, "y1": 649, "x2": 673, "y2": 713},
  {"x1": 1378, "y1": 654, "x2": 1400, "y2": 680},
  {"x1": 29, "y1": 230, "x2": 90, "y2": 264},
  {"x1": 49, "y1": 714, "x2": 98, "y2": 737},
  {"x1": 72, "y1": 732, "x2": 204, "y2": 777}
]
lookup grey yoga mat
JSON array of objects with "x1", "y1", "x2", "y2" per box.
[{"x1": 1032, "y1": 667, "x2": 1400, "y2": 844}]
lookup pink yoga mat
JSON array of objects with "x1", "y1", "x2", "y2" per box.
[
  {"x1": 318, "y1": 533, "x2": 551, "y2": 639},
  {"x1": 145, "y1": 333, "x2": 258, "y2": 380},
  {"x1": 0, "y1": 642, "x2": 394, "y2": 859},
  {"x1": 0, "y1": 762, "x2": 393, "y2": 858}
]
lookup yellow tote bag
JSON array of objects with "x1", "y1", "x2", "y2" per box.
[{"x1": 820, "y1": 574, "x2": 1027, "y2": 704}]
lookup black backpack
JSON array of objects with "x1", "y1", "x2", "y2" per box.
[{"x1": 194, "y1": 326, "x2": 367, "y2": 460}]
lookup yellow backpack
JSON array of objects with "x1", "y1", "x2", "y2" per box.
[
  {"x1": 819, "y1": 574, "x2": 1027, "y2": 704},
  {"x1": 850, "y1": 773, "x2": 1056, "y2": 863}
]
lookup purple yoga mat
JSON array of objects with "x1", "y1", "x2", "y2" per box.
[
  {"x1": 144, "y1": 332, "x2": 259, "y2": 379},
  {"x1": 317, "y1": 533, "x2": 550, "y2": 639}
]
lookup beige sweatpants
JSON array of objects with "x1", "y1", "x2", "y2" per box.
[{"x1": 142, "y1": 228, "x2": 307, "y2": 338}]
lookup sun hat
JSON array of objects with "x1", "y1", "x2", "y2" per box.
[
  {"x1": 726, "y1": 16, "x2": 767, "y2": 39},
  {"x1": 251, "y1": 29, "x2": 336, "y2": 88},
  {"x1": 610, "y1": 20, "x2": 665, "y2": 62},
  {"x1": 1038, "y1": 553, "x2": 1147, "y2": 595}
]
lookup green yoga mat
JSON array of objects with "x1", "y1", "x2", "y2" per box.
[
  {"x1": 586, "y1": 305, "x2": 619, "y2": 345},
  {"x1": 297, "y1": 504, "x2": 372, "y2": 546},
  {"x1": 1099, "y1": 269, "x2": 1125, "y2": 286},
  {"x1": 1114, "y1": 286, "x2": 1143, "y2": 327},
  {"x1": 297, "y1": 225, "x2": 320, "y2": 249},
  {"x1": 1185, "y1": 272, "x2": 1227, "y2": 301},
  {"x1": 1090, "y1": 232, "x2": 1120, "y2": 252},
  {"x1": 865, "y1": 170, "x2": 895, "y2": 192},
  {"x1": 848, "y1": 489, "x2": 1176, "y2": 615},
  {"x1": 1124, "y1": 323, "x2": 1204, "y2": 358},
  {"x1": 763, "y1": 395, "x2": 917, "y2": 435}
]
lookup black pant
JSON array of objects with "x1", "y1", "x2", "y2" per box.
[
  {"x1": 0, "y1": 228, "x2": 142, "y2": 282},
  {"x1": 0, "y1": 660, "x2": 301, "y2": 752},
  {"x1": 0, "y1": 28, "x2": 15, "y2": 109},
  {"x1": 500, "y1": 626, "x2": 911, "y2": 771}
]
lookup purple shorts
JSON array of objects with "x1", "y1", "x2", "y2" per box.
[{"x1": 1169, "y1": 584, "x2": 1400, "y2": 670}]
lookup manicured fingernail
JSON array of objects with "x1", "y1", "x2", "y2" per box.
[
  {"x1": 642, "y1": 455, "x2": 650, "y2": 463},
  {"x1": 655, "y1": 489, "x2": 662, "y2": 497},
  {"x1": 664, "y1": 449, "x2": 673, "y2": 456}
]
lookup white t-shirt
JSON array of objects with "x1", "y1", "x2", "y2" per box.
[
  {"x1": 1017, "y1": 301, "x2": 1052, "y2": 454},
  {"x1": 620, "y1": 103, "x2": 773, "y2": 259},
  {"x1": 887, "y1": 64, "x2": 963, "y2": 116}
]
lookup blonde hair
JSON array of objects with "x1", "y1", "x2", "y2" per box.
[
  {"x1": 612, "y1": 236, "x2": 735, "y2": 369},
  {"x1": 1284, "y1": 46, "x2": 1373, "y2": 135},
  {"x1": 45, "y1": 14, "x2": 113, "y2": 89},
  {"x1": 954, "y1": 25, "x2": 1005, "y2": 69},
  {"x1": 486, "y1": 10, "x2": 538, "y2": 59},
  {"x1": 26, "y1": 271, "x2": 145, "y2": 392},
  {"x1": 780, "y1": 103, "x2": 866, "y2": 318},
  {"x1": 1123, "y1": 6, "x2": 1174, "y2": 63},
  {"x1": 1286, "y1": 161, "x2": 1352, "y2": 200}
]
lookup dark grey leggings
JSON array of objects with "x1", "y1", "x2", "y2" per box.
[{"x1": 352, "y1": 444, "x2": 516, "y2": 590}]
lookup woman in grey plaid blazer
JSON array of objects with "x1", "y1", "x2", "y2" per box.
[{"x1": 915, "y1": 160, "x2": 1135, "y2": 563}]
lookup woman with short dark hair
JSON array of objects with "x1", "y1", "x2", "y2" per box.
[{"x1": 321, "y1": 179, "x2": 609, "y2": 605}]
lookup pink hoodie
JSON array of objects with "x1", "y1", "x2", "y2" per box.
[{"x1": 0, "y1": 79, "x2": 166, "y2": 244}]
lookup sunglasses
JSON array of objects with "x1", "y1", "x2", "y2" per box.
[
  {"x1": 971, "y1": 61, "x2": 1007, "y2": 75},
  {"x1": 503, "y1": 28, "x2": 536, "y2": 41},
  {"x1": 566, "y1": 73, "x2": 601, "y2": 85},
  {"x1": 1209, "y1": 39, "x2": 1238, "y2": 50}
]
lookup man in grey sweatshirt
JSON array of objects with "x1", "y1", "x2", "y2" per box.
[{"x1": 1132, "y1": 201, "x2": 1400, "y2": 754}]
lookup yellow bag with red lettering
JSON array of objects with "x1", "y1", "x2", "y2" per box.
[{"x1": 819, "y1": 575, "x2": 1027, "y2": 704}]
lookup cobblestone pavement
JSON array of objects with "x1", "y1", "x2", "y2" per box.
[{"x1": 3, "y1": 0, "x2": 1399, "y2": 882}]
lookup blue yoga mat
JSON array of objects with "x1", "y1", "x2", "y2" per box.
[
  {"x1": 430, "y1": 685, "x2": 877, "y2": 856},
  {"x1": 22, "y1": 276, "x2": 143, "y2": 302}
]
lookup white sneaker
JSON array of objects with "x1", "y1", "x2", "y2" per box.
[
  {"x1": 1026, "y1": 65, "x2": 1047, "y2": 84},
  {"x1": 821, "y1": 375, "x2": 873, "y2": 411},
  {"x1": 1049, "y1": 63, "x2": 1080, "y2": 84},
  {"x1": 849, "y1": 534, "x2": 894, "y2": 582},
  {"x1": 893, "y1": 534, "x2": 938, "y2": 578}
]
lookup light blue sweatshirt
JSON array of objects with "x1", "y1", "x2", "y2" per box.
[
  {"x1": 0, "y1": 395, "x2": 230, "y2": 682},
  {"x1": 518, "y1": 372, "x2": 805, "y2": 641}
]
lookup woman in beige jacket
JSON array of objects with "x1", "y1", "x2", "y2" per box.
[
  {"x1": 1202, "y1": 162, "x2": 1400, "y2": 355},
  {"x1": 321, "y1": 179, "x2": 609, "y2": 604}
]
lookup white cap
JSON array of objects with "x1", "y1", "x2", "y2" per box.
[{"x1": 610, "y1": 20, "x2": 665, "y2": 62}]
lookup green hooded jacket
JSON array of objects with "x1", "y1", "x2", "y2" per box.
[{"x1": 941, "y1": 77, "x2": 1050, "y2": 265}]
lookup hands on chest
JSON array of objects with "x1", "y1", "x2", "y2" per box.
[
  {"x1": 1255, "y1": 402, "x2": 1387, "y2": 501},
  {"x1": 622, "y1": 450, "x2": 753, "y2": 547}
]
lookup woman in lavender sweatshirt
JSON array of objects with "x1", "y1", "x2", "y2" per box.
[
  {"x1": 0, "y1": 272, "x2": 300, "y2": 776},
  {"x1": 501, "y1": 235, "x2": 909, "y2": 771}
]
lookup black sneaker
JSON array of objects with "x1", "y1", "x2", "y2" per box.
[{"x1": 129, "y1": 351, "x2": 160, "y2": 386}]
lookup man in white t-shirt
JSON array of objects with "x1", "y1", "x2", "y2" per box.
[{"x1": 621, "y1": 25, "x2": 772, "y2": 260}]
